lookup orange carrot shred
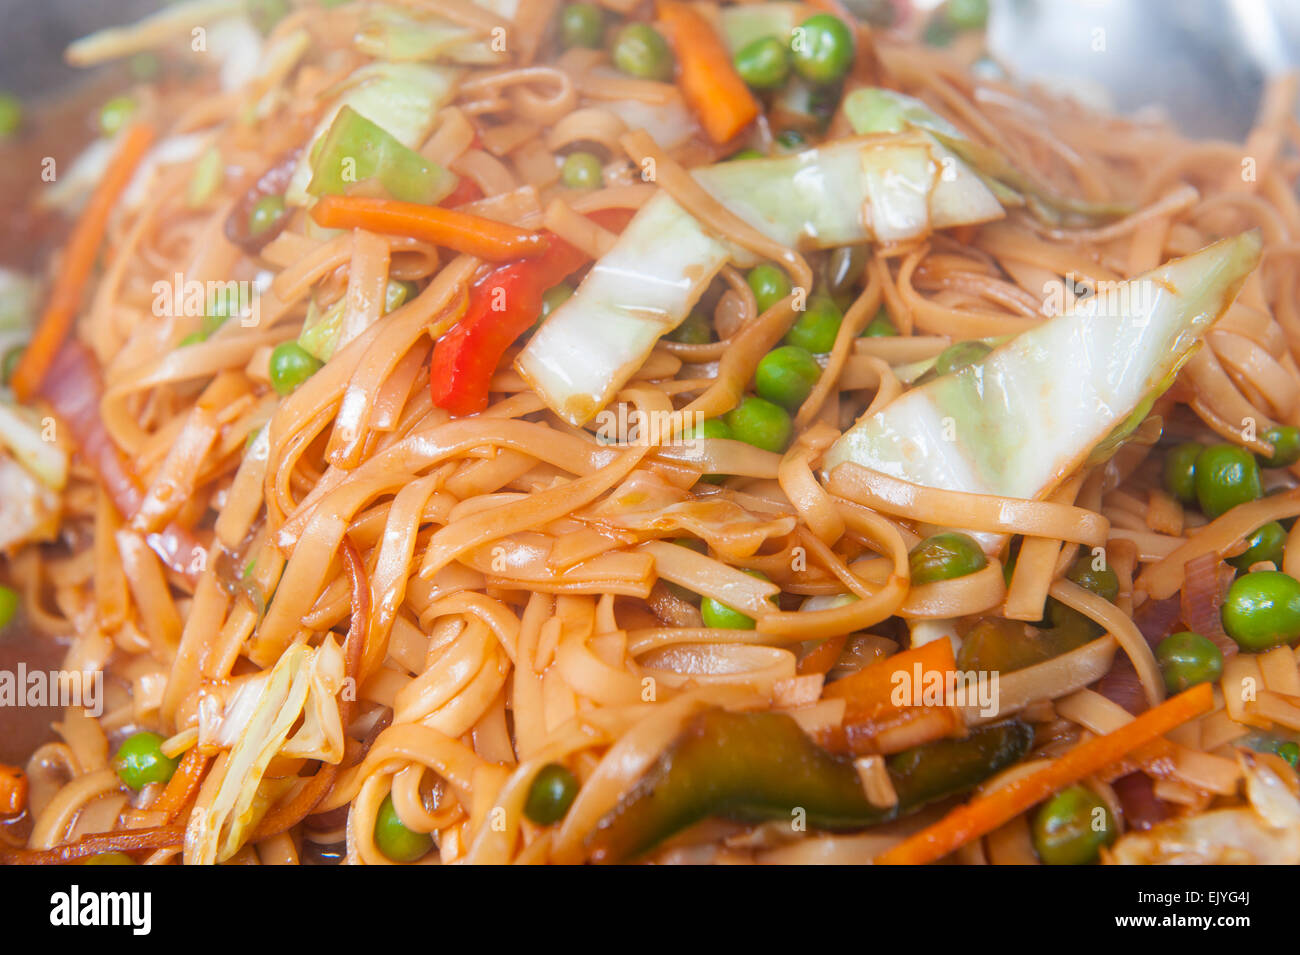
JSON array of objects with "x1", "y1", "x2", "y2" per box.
[
  {"x1": 148, "y1": 747, "x2": 210, "y2": 822},
  {"x1": 310, "y1": 194, "x2": 549, "y2": 261},
  {"x1": 656, "y1": 1, "x2": 760, "y2": 144},
  {"x1": 874, "y1": 682, "x2": 1215, "y2": 865},
  {"x1": 11, "y1": 123, "x2": 155, "y2": 402}
]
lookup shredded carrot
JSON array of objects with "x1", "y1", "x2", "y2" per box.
[
  {"x1": 0, "y1": 762, "x2": 28, "y2": 815},
  {"x1": 875, "y1": 682, "x2": 1215, "y2": 865},
  {"x1": 310, "y1": 194, "x2": 549, "y2": 261},
  {"x1": 11, "y1": 123, "x2": 155, "y2": 402},
  {"x1": 797, "y1": 634, "x2": 848, "y2": 675},
  {"x1": 656, "y1": 1, "x2": 760, "y2": 144},
  {"x1": 148, "y1": 747, "x2": 210, "y2": 822}
]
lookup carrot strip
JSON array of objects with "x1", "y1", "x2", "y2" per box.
[
  {"x1": 147, "y1": 748, "x2": 210, "y2": 822},
  {"x1": 657, "y1": 1, "x2": 760, "y2": 144},
  {"x1": 874, "y1": 682, "x2": 1215, "y2": 865},
  {"x1": 11, "y1": 123, "x2": 155, "y2": 402},
  {"x1": 310, "y1": 195, "x2": 549, "y2": 261},
  {"x1": 0, "y1": 763, "x2": 27, "y2": 815}
]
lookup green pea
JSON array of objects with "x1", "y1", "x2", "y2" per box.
[
  {"x1": 701, "y1": 569, "x2": 776, "y2": 630},
  {"x1": 202, "y1": 285, "x2": 241, "y2": 336},
  {"x1": 560, "y1": 3, "x2": 604, "y2": 49},
  {"x1": 0, "y1": 584, "x2": 17, "y2": 630},
  {"x1": 686, "y1": 417, "x2": 732, "y2": 441},
  {"x1": 384, "y1": 279, "x2": 418, "y2": 314},
  {"x1": 784, "y1": 296, "x2": 842, "y2": 353},
  {"x1": 0, "y1": 93, "x2": 22, "y2": 138},
  {"x1": 909, "y1": 532, "x2": 987, "y2": 585},
  {"x1": 247, "y1": 0, "x2": 291, "y2": 34},
  {"x1": 935, "y1": 339, "x2": 992, "y2": 376},
  {"x1": 1031, "y1": 785, "x2": 1116, "y2": 865},
  {"x1": 1, "y1": 345, "x2": 25, "y2": 385},
  {"x1": 747, "y1": 263, "x2": 792, "y2": 313},
  {"x1": 113, "y1": 732, "x2": 179, "y2": 791},
  {"x1": 269, "y1": 342, "x2": 323, "y2": 395},
  {"x1": 1162, "y1": 442, "x2": 1202, "y2": 505},
  {"x1": 1065, "y1": 552, "x2": 1119, "y2": 603},
  {"x1": 1156, "y1": 631, "x2": 1225, "y2": 695},
  {"x1": 1194, "y1": 443, "x2": 1262, "y2": 519},
  {"x1": 178, "y1": 332, "x2": 205, "y2": 347},
  {"x1": 611, "y1": 23, "x2": 674, "y2": 81},
  {"x1": 790, "y1": 13, "x2": 854, "y2": 86},
  {"x1": 734, "y1": 36, "x2": 790, "y2": 90},
  {"x1": 248, "y1": 193, "x2": 287, "y2": 239},
  {"x1": 666, "y1": 310, "x2": 713, "y2": 344},
  {"x1": 729, "y1": 147, "x2": 766, "y2": 161},
  {"x1": 523, "y1": 762, "x2": 580, "y2": 825},
  {"x1": 1261, "y1": 425, "x2": 1300, "y2": 468},
  {"x1": 99, "y1": 95, "x2": 137, "y2": 136},
  {"x1": 1279, "y1": 741, "x2": 1300, "y2": 767},
  {"x1": 1222, "y1": 570, "x2": 1300, "y2": 651},
  {"x1": 560, "y1": 150, "x2": 603, "y2": 190},
  {"x1": 860, "y1": 309, "x2": 897, "y2": 337},
  {"x1": 945, "y1": 0, "x2": 990, "y2": 30},
  {"x1": 1228, "y1": 521, "x2": 1287, "y2": 571},
  {"x1": 373, "y1": 793, "x2": 433, "y2": 862},
  {"x1": 755, "y1": 345, "x2": 821, "y2": 412},
  {"x1": 83, "y1": 852, "x2": 136, "y2": 865},
  {"x1": 540, "y1": 283, "x2": 575, "y2": 321},
  {"x1": 725, "y1": 395, "x2": 793, "y2": 453}
]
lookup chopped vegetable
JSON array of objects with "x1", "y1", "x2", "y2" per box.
[
  {"x1": 747, "y1": 263, "x2": 792, "y2": 314},
  {"x1": 310, "y1": 195, "x2": 548, "y2": 261},
  {"x1": 98, "y1": 96, "x2": 137, "y2": 136},
  {"x1": 789, "y1": 13, "x2": 854, "y2": 86},
  {"x1": 875, "y1": 683, "x2": 1215, "y2": 864},
  {"x1": 725, "y1": 395, "x2": 793, "y2": 453},
  {"x1": 560, "y1": 151, "x2": 603, "y2": 190},
  {"x1": 734, "y1": 36, "x2": 790, "y2": 90},
  {"x1": 0, "y1": 93, "x2": 22, "y2": 138},
  {"x1": 0, "y1": 585, "x2": 17, "y2": 630},
  {"x1": 11, "y1": 123, "x2": 154, "y2": 402},
  {"x1": 307, "y1": 106, "x2": 459, "y2": 205},
  {"x1": 824, "y1": 233, "x2": 1263, "y2": 550},
  {"x1": 113, "y1": 732, "x2": 179, "y2": 791},
  {"x1": 909, "y1": 532, "x2": 987, "y2": 584},
  {"x1": 560, "y1": 4, "x2": 605, "y2": 50},
  {"x1": 374, "y1": 793, "x2": 433, "y2": 862},
  {"x1": 755, "y1": 345, "x2": 821, "y2": 411},
  {"x1": 247, "y1": 194, "x2": 287, "y2": 239},
  {"x1": 1162, "y1": 442, "x2": 1202, "y2": 504},
  {"x1": 934, "y1": 340, "x2": 993, "y2": 377},
  {"x1": 269, "y1": 342, "x2": 324, "y2": 395},
  {"x1": 431, "y1": 208, "x2": 631, "y2": 417},
  {"x1": 611, "y1": 23, "x2": 674, "y2": 81},
  {"x1": 945, "y1": 0, "x2": 990, "y2": 31},
  {"x1": 658, "y1": 0, "x2": 760, "y2": 144},
  {"x1": 1261, "y1": 425, "x2": 1300, "y2": 468},
  {"x1": 1228, "y1": 521, "x2": 1286, "y2": 570},
  {"x1": 1156, "y1": 631, "x2": 1224, "y2": 694},
  {"x1": 1194, "y1": 443, "x2": 1262, "y2": 518},
  {"x1": 784, "y1": 295, "x2": 842, "y2": 353},
  {"x1": 524, "y1": 763, "x2": 581, "y2": 825},
  {"x1": 861, "y1": 310, "x2": 896, "y2": 337},
  {"x1": 586, "y1": 707, "x2": 1031, "y2": 862},
  {"x1": 1031, "y1": 785, "x2": 1116, "y2": 865},
  {"x1": 1221, "y1": 570, "x2": 1300, "y2": 651}
]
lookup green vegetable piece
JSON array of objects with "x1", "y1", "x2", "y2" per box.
[
  {"x1": 1222, "y1": 570, "x2": 1300, "y2": 651},
  {"x1": 734, "y1": 36, "x2": 790, "y2": 90},
  {"x1": 373, "y1": 793, "x2": 434, "y2": 862},
  {"x1": 725, "y1": 395, "x2": 793, "y2": 453},
  {"x1": 935, "y1": 340, "x2": 993, "y2": 376},
  {"x1": 560, "y1": 3, "x2": 604, "y2": 49},
  {"x1": 612, "y1": 23, "x2": 674, "y2": 81},
  {"x1": 789, "y1": 13, "x2": 854, "y2": 86},
  {"x1": 784, "y1": 295, "x2": 842, "y2": 353},
  {"x1": 308, "y1": 105, "x2": 458, "y2": 205},
  {"x1": 524, "y1": 763, "x2": 580, "y2": 825},
  {"x1": 113, "y1": 731, "x2": 179, "y2": 791},
  {"x1": 909, "y1": 532, "x2": 987, "y2": 585},
  {"x1": 0, "y1": 93, "x2": 22, "y2": 138},
  {"x1": 1228, "y1": 521, "x2": 1286, "y2": 571},
  {"x1": 747, "y1": 263, "x2": 792, "y2": 313},
  {"x1": 1156, "y1": 631, "x2": 1224, "y2": 694},
  {"x1": 860, "y1": 309, "x2": 897, "y2": 337},
  {"x1": 755, "y1": 345, "x2": 821, "y2": 411},
  {"x1": 666, "y1": 309, "x2": 713, "y2": 344},
  {"x1": 1261, "y1": 425, "x2": 1300, "y2": 468},
  {"x1": 1162, "y1": 442, "x2": 1202, "y2": 504},
  {"x1": 945, "y1": 0, "x2": 990, "y2": 31},
  {"x1": 0, "y1": 584, "x2": 17, "y2": 630},
  {"x1": 1032, "y1": 785, "x2": 1116, "y2": 865},
  {"x1": 99, "y1": 96, "x2": 136, "y2": 136},
  {"x1": 1194, "y1": 443, "x2": 1262, "y2": 519},
  {"x1": 269, "y1": 342, "x2": 324, "y2": 395},
  {"x1": 248, "y1": 194, "x2": 287, "y2": 240},
  {"x1": 561, "y1": 150, "x2": 604, "y2": 190}
]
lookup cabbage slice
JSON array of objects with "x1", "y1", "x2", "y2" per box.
[
  {"x1": 822, "y1": 231, "x2": 1263, "y2": 545},
  {"x1": 518, "y1": 135, "x2": 1003, "y2": 425}
]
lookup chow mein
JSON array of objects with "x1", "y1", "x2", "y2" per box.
[{"x1": 0, "y1": 0, "x2": 1299, "y2": 866}]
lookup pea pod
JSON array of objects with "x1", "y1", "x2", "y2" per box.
[{"x1": 586, "y1": 708, "x2": 1031, "y2": 862}]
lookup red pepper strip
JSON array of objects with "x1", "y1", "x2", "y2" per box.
[
  {"x1": 441, "y1": 176, "x2": 484, "y2": 208},
  {"x1": 429, "y1": 208, "x2": 632, "y2": 416},
  {"x1": 309, "y1": 194, "x2": 547, "y2": 261}
]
